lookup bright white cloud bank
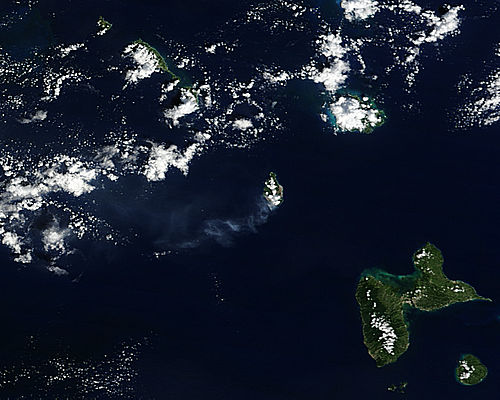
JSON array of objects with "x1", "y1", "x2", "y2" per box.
[
  {"x1": 341, "y1": 0, "x2": 380, "y2": 21},
  {"x1": 329, "y1": 96, "x2": 384, "y2": 133}
]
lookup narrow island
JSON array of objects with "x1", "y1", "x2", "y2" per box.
[
  {"x1": 97, "y1": 16, "x2": 112, "y2": 36},
  {"x1": 327, "y1": 94, "x2": 385, "y2": 134},
  {"x1": 132, "y1": 39, "x2": 179, "y2": 80},
  {"x1": 123, "y1": 39, "x2": 181, "y2": 85},
  {"x1": 356, "y1": 243, "x2": 491, "y2": 367},
  {"x1": 455, "y1": 354, "x2": 488, "y2": 386},
  {"x1": 263, "y1": 172, "x2": 284, "y2": 209}
]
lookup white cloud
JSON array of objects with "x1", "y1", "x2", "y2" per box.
[
  {"x1": 143, "y1": 143, "x2": 200, "y2": 181},
  {"x1": 19, "y1": 110, "x2": 47, "y2": 124},
  {"x1": 458, "y1": 360, "x2": 475, "y2": 380},
  {"x1": 457, "y1": 69, "x2": 500, "y2": 127},
  {"x1": 233, "y1": 118, "x2": 253, "y2": 131},
  {"x1": 44, "y1": 158, "x2": 97, "y2": 197},
  {"x1": 329, "y1": 96, "x2": 383, "y2": 132},
  {"x1": 47, "y1": 265, "x2": 70, "y2": 276},
  {"x1": 414, "y1": 5, "x2": 464, "y2": 45},
  {"x1": 1, "y1": 231, "x2": 23, "y2": 255},
  {"x1": 341, "y1": 0, "x2": 380, "y2": 22},
  {"x1": 0, "y1": 135, "x2": 204, "y2": 264},
  {"x1": 457, "y1": 62, "x2": 500, "y2": 128},
  {"x1": 41, "y1": 69, "x2": 87, "y2": 101},
  {"x1": 310, "y1": 61, "x2": 350, "y2": 93},
  {"x1": 0, "y1": 154, "x2": 99, "y2": 264},
  {"x1": 303, "y1": 33, "x2": 351, "y2": 93},
  {"x1": 0, "y1": 229, "x2": 32, "y2": 263},
  {"x1": 42, "y1": 223, "x2": 71, "y2": 253},
  {"x1": 164, "y1": 89, "x2": 199, "y2": 127},
  {"x1": 263, "y1": 174, "x2": 283, "y2": 209},
  {"x1": 370, "y1": 313, "x2": 398, "y2": 355},
  {"x1": 262, "y1": 70, "x2": 290, "y2": 85},
  {"x1": 319, "y1": 33, "x2": 347, "y2": 59},
  {"x1": 123, "y1": 43, "x2": 161, "y2": 85},
  {"x1": 206, "y1": 44, "x2": 217, "y2": 54},
  {"x1": 378, "y1": 2, "x2": 465, "y2": 87},
  {"x1": 59, "y1": 43, "x2": 85, "y2": 58}
]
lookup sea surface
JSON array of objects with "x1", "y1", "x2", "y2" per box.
[{"x1": 0, "y1": 0, "x2": 498, "y2": 398}]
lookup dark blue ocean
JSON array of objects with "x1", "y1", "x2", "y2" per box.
[{"x1": 0, "y1": 0, "x2": 498, "y2": 398}]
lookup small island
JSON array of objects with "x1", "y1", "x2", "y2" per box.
[
  {"x1": 123, "y1": 39, "x2": 180, "y2": 85},
  {"x1": 387, "y1": 381, "x2": 408, "y2": 394},
  {"x1": 356, "y1": 243, "x2": 490, "y2": 367},
  {"x1": 132, "y1": 39, "x2": 179, "y2": 80},
  {"x1": 327, "y1": 94, "x2": 385, "y2": 134},
  {"x1": 97, "y1": 16, "x2": 112, "y2": 36},
  {"x1": 455, "y1": 354, "x2": 488, "y2": 386},
  {"x1": 263, "y1": 172, "x2": 284, "y2": 209}
]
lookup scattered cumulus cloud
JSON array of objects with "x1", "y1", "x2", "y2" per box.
[
  {"x1": 164, "y1": 89, "x2": 199, "y2": 127},
  {"x1": 18, "y1": 110, "x2": 47, "y2": 124}
]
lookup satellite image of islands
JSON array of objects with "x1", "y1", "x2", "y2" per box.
[
  {"x1": 0, "y1": 0, "x2": 498, "y2": 399},
  {"x1": 455, "y1": 354, "x2": 488, "y2": 386},
  {"x1": 356, "y1": 243, "x2": 490, "y2": 367}
]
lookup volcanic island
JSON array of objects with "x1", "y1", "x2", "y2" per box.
[
  {"x1": 455, "y1": 354, "x2": 488, "y2": 386},
  {"x1": 356, "y1": 243, "x2": 491, "y2": 367}
]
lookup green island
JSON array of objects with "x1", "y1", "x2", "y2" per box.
[
  {"x1": 133, "y1": 39, "x2": 180, "y2": 82},
  {"x1": 328, "y1": 94, "x2": 386, "y2": 134},
  {"x1": 455, "y1": 354, "x2": 488, "y2": 385},
  {"x1": 97, "y1": 16, "x2": 112, "y2": 35},
  {"x1": 387, "y1": 381, "x2": 408, "y2": 394},
  {"x1": 356, "y1": 243, "x2": 491, "y2": 367},
  {"x1": 263, "y1": 172, "x2": 284, "y2": 209}
]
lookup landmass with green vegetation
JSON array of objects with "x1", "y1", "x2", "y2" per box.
[
  {"x1": 356, "y1": 275, "x2": 409, "y2": 367},
  {"x1": 263, "y1": 172, "x2": 284, "y2": 208},
  {"x1": 133, "y1": 39, "x2": 180, "y2": 81},
  {"x1": 97, "y1": 16, "x2": 112, "y2": 35},
  {"x1": 402, "y1": 243, "x2": 488, "y2": 311},
  {"x1": 455, "y1": 354, "x2": 488, "y2": 385},
  {"x1": 327, "y1": 94, "x2": 386, "y2": 134},
  {"x1": 356, "y1": 243, "x2": 491, "y2": 367}
]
